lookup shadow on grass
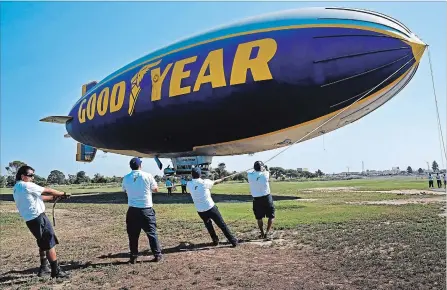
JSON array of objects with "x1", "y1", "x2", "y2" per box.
[
  {"x1": 0, "y1": 192, "x2": 299, "y2": 205},
  {"x1": 0, "y1": 240, "x2": 251, "y2": 284}
]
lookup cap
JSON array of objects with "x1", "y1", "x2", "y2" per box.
[
  {"x1": 191, "y1": 167, "x2": 201, "y2": 178},
  {"x1": 254, "y1": 161, "x2": 264, "y2": 171},
  {"x1": 130, "y1": 157, "x2": 142, "y2": 169}
]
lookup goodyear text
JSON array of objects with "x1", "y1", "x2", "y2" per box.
[{"x1": 78, "y1": 38, "x2": 277, "y2": 123}]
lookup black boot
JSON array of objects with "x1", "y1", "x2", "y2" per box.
[
  {"x1": 50, "y1": 260, "x2": 70, "y2": 279},
  {"x1": 37, "y1": 259, "x2": 51, "y2": 277},
  {"x1": 128, "y1": 254, "x2": 138, "y2": 264}
]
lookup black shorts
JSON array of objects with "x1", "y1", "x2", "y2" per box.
[
  {"x1": 26, "y1": 213, "x2": 59, "y2": 251},
  {"x1": 253, "y1": 194, "x2": 275, "y2": 220}
]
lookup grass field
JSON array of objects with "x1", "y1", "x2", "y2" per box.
[{"x1": 0, "y1": 178, "x2": 445, "y2": 289}]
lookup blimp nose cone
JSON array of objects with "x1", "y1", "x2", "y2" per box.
[{"x1": 407, "y1": 35, "x2": 427, "y2": 64}]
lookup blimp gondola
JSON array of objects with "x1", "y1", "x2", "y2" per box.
[{"x1": 41, "y1": 7, "x2": 427, "y2": 176}]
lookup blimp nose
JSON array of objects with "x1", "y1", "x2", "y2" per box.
[{"x1": 407, "y1": 35, "x2": 427, "y2": 64}]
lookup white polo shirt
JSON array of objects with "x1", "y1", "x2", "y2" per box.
[
  {"x1": 13, "y1": 181, "x2": 46, "y2": 222},
  {"x1": 122, "y1": 170, "x2": 158, "y2": 208},
  {"x1": 186, "y1": 178, "x2": 215, "y2": 212},
  {"x1": 247, "y1": 171, "x2": 271, "y2": 197}
]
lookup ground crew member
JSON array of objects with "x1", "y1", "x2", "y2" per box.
[
  {"x1": 122, "y1": 158, "x2": 163, "y2": 263},
  {"x1": 436, "y1": 173, "x2": 442, "y2": 188},
  {"x1": 181, "y1": 176, "x2": 188, "y2": 194},
  {"x1": 165, "y1": 178, "x2": 173, "y2": 195},
  {"x1": 12, "y1": 165, "x2": 70, "y2": 278},
  {"x1": 247, "y1": 161, "x2": 275, "y2": 239},
  {"x1": 186, "y1": 167, "x2": 238, "y2": 247},
  {"x1": 428, "y1": 173, "x2": 434, "y2": 188},
  {"x1": 443, "y1": 174, "x2": 446, "y2": 188}
]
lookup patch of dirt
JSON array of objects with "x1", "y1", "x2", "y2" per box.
[
  {"x1": 361, "y1": 189, "x2": 447, "y2": 195},
  {"x1": 347, "y1": 196, "x2": 446, "y2": 205},
  {"x1": 295, "y1": 198, "x2": 319, "y2": 202}
]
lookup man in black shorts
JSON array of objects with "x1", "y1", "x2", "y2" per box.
[
  {"x1": 12, "y1": 165, "x2": 70, "y2": 278},
  {"x1": 247, "y1": 161, "x2": 275, "y2": 239}
]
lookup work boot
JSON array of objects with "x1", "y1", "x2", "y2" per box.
[
  {"x1": 212, "y1": 238, "x2": 219, "y2": 246},
  {"x1": 37, "y1": 259, "x2": 51, "y2": 277},
  {"x1": 128, "y1": 254, "x2": 138, "y2": 264},
  {"x1": 49, "y1": 260, "x2": 70, "y2": 279},
  {"x1": 151, "y1": 255, "x2": 163, "y2": 262}
]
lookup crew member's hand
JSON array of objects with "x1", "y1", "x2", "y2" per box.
[{"x1": 61, "y1": 192, "x2": 71, "y2": 199}]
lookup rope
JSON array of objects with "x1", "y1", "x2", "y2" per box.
[
  {"x1": 52, "y1": 196, "x2": 61, "y2": 227},
  {"x1": 427, "y1": 47, "x2": 447, "y2": 168},
  {"x1": 219, "y1": 48, "x2": 426, "y2": 181}
]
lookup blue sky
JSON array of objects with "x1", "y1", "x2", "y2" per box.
[{"x1": 1, "y1": 1, "x2": 446, "y2": 178}]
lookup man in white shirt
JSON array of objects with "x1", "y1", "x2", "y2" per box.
[
  {"x1": 428, "y1": 173, "x2": 434, "y2": 188},
  {"x1": 12, "y1": 165, "x2": 70, "y2": 279},
  {"x1": 122, "y1": 157, "x2": 162, "y2": 263},
  {"x1": 186, "y1": 167, "x2": 238, "y2": 247},
  {"x1": 247, "y1": 161, "x2": 275, "y2": 239}
]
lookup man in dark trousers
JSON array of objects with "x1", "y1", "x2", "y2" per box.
[
  {"x1": 436, "y1": 173, "x2": 442, "y2": 188},
  {"x1": 247, "y1": 161, "x2": 275, "y2": 239},
  {"x1": 186, "y1": 167, "x2": 238, "y2": 247},
  {"x1": 12, "y1": 165, "x2": 70, "y2": 278},
  {"x1": 428, "y1": 173, "x2": 434, "y2": 188},
  {"x1": 180, "y1": 176, "x2": 188, "y2": 194},
  {"x1": 122, "y1": 157, "x2": 163, "y2": 263}
]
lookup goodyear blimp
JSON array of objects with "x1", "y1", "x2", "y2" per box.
[{"x1": 41, "y1": 7, "x2": 426, "y2": 176}]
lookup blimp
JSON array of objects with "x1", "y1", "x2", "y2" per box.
[{"x1": 41, "y1": 7, "x2": 426, "y2": 176}]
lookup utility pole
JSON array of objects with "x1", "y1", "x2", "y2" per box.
[{"x1": 426, "y1": 161, "x2": 430, "y2": 171}]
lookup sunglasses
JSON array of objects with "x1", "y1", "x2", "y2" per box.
[{"x1": 24, "y1": 173, "x2": 35, "y2": 177}]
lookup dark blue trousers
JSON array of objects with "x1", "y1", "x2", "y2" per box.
[
  {"x1": 126, "y1": 207, "x2": 162, "y2": 257},
  {"x1": 198, "y1": 205, "x2": 237, "y2": 245}
]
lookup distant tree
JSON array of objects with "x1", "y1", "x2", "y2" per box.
[
  {"x1": 407, "y1": 166, "x2": 413, "y2": 174},
  {"x1": 302, "y1": 171, "x2": 315, "y2": 178},
  {"x1": 67, "y1": 174, "x2": 77, "y2": 184},
  {"x1": 5, "y1": 161, "x2": 27, "y2": 177},
  {"x1": 154, "y1": 175, "x2": 162, "y2": 183},
  {"x1": 0, "y1": 176, "x2": 6, "y2": 188},
  {"x1": 432, "y1": 160, "x2": 439, "y2": 172},
  {"x1": 6, "y1": 176, "x2": 15, "y2": 187},
  {"x1": 75, "y1": 171, "x2": 90, "y2": 184},
  {"x1": 285, "y1": 169, "x2": 299, "y2": 179},
  {"x1": 34, "y1": 175, "x2": 47, "y2": 187},
  {"x1": 232, "y1": 171, "x2": 247, "y2": 181},
  {"x1": 92, "y1": 173, "x2": 107, "y2": 183},
  {"x1": 47, "y1": 170, "x2": 66, "y2": 184},
  {"x1": 417, "y1": 168, "x2": 424, "y2": 174},
  {"x1": 316, "y1": 169, "x2": 324, "y2": 177},
  {"x1": 269, "y1": 167, "x2": 286, "y2": 179}
]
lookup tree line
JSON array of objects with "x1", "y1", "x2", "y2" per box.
[
  {"x1": 406, "y1": 160, "x2": 443, "y2": 174},
  {"x1": 0, "y1": 161, "x2": 122, "y2": 188},
  {"x1": 0, "y1": 161, "x2": 326, "y2": 188},
  {"x1": 2, "y1": 159, "x2": 442, "y2": 188}
]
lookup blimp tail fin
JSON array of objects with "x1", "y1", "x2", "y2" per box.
[
  {"x1": 40, "y1": 116, "x2": 73, "y2": 124},
  {"x1": 75, "y1": 143, "x2": 97, "y2": 163},
  {"x1": 82, "y1": 81, "x2": 98, "y2": 96}
]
